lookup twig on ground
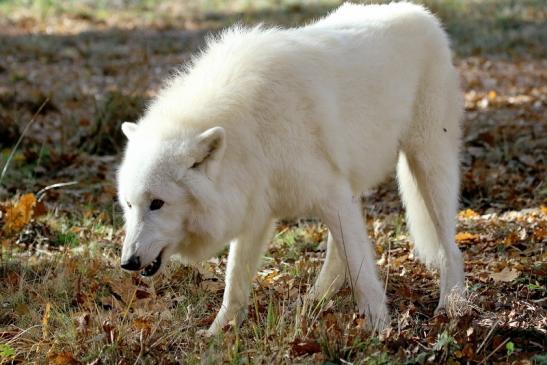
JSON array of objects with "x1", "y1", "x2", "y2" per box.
[
  {"x1": 36, "y1": 181, "x2": 79, "y2": 201},
  {"x1": 479, "y1": 337, "x2": 510, "y2": 365},
  {"x1": 477, "y1": 319, "x2": 500, "y2": 354}
]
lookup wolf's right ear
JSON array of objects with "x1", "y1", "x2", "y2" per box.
[
  {"x1": 121, "y1": 122, "x2": 138, "y2": 140},
  {"x1": 189, "y1": 126, "x2": 226, "y2": 179}
]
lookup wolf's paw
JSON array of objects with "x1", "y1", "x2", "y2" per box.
[
  {"x1": 356, "y1": 294, "x2": 390, "y2": 333},
  {"x1": 307, "y1": 276, "x2": 344, "y2": 302},
  {"x1": 365, "y1": 304, "x2": 391, "y2": 333},
  {"x1": 204, "y1": 305, "x2": 248, "y2": 336},
  {"x1": 436, "y1": 285, "x2": 469, "y2": 317}
]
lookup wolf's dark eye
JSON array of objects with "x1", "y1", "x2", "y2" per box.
[
  {"x1": 126, "y1": 201, "x2": 132, "y2": 209},
  {"x1": 150, "y1": 199, "x2": 164, "y2": 211}
]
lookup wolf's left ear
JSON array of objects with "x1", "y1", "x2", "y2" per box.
[
  {"x1": 121, "y1": 122, "x2": 138, "y2": 140},
  {"x1": 190, "y1": 126, "x2": 226, "y2": 178}
]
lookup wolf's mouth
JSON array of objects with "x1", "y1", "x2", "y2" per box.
[{"x1": 141, "y1": 250, "x2": 164, "y2": 277}]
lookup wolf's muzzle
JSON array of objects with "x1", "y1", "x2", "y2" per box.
[{"x1": 121, "y1": 255, "x2": 141, "y2": 271}]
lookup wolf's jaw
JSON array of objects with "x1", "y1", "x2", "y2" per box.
[{"x1": 141, "y1": 250, "x2": 164, "y2": 276}]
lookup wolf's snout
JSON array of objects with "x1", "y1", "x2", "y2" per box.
[{"x1": 121, "y1": 255, "x2": 141, "y2": 271}]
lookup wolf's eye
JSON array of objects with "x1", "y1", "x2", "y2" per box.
[
  {"x1": 150, "y1": 199, "x2": 164, "y2": 211},
  {"x1": 126, "y1": 201, "x2": 132, "y2": 209}
]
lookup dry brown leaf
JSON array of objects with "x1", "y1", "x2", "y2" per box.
[
  {"x1": 33, "y1": 200, "x2": 47, "y2": 217},
  {"x1": 133, "y1": 318, "x2": 152, "y2": 332},
  {"x1": 48, "y1": 352, "x2": 80, "y2": 365},
  {"x1": 504, "y1": 232, "x2": 520, "y2": 246},
  {"x1": 201, "y1": 279, "x2": 225, "y2": 293},
  {"x1": 290, "y1": 339, "x2": 321, "y2": 356},
  {"x1": 490, "y1": 267, "x2": 520, "y2": 282},
  {"x1": 6, "y1": 271, "x2": 19, "y2": 286}
]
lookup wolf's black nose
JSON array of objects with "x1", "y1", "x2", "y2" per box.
[{"x1": 121, "y1": 255, "x2": 141, "y2": 271}]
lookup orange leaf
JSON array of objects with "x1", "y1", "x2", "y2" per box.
[
  {"x1": 48, "y1": 352, "x2": 80, "y2": 365},
  {"x1": 133, "y1": 318, "x2": 152, "y2": 332},
  {"x1": 455, "y1": 232, "x2": 479, "y2": 243},
  {"x1": 504, "y1": 232, "x2": 519, "y2": 246},
  {"x1": 458, "y1": 209, "x2": 479, "y2": 219},
  {"x1": 3, "y1": 193, "x2": 37, "y2": 234}
]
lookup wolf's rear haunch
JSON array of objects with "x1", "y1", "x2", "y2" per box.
[{"x1": 117, "y1": 2, "x2": 465, "y2": 335}]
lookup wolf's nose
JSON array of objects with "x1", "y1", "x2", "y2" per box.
[{"x1": 121, "y1": 255, "x2": 141, "y2": 271}]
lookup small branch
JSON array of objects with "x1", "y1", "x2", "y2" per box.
[
  {"x1": 477, "y1": 319, "x2": 499, "y2": 354},
  {"x1": 479, "y1": 337, "x2": 509, "y2": 365},
  {"x1": 36, "y1": 181, "x2": 79, "y2": 202}
]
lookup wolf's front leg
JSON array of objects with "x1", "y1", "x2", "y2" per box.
[
  {"x1": 206, "y1": 221, "x2": 274, "y2": 335},
  {"x1": 308, "y1": 231, "x2": 346, "y2": 301},
  {"x1": 319, "y1": 185, "x2": 390, "y2": 332}
]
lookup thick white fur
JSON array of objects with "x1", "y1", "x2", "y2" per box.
[{"x1": 117, "y1": 2, "x2": 465, "y2": 335}]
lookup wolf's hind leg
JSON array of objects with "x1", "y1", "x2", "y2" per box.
[
  {"x1": 397, "y1": 147, "x2": 465, "y2": 313},
  {"x1": 206, "y1": 221, "x2": 274, "y2": 335},
  {"x1": 308, "y1": 231, "x2": 346, "y2": 301}
]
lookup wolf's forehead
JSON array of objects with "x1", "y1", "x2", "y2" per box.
[
  {"x1": 122, "y1": 140, "x2": 178, "y2": 186},
  {"x1": 123, "y1": 153, "x2": 168, "y2": 183}
]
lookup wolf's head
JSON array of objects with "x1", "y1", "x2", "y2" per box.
[{"x1": 117, "y1": 122, "x2": 228, "y2": 276}]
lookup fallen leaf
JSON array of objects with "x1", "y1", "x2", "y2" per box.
[
  {"x1": 456, "y1": 232, "x2": 480, "y2": 243},
  {"x1": 133, "y1": 318, "x2": 152, "y2": 332},
  {"x1": 3, "y1": 193, "x2": 37, "y2": 234},
  {"x1": 6, "y1": 271, "x2": 19, "y2": 286},
  {"x1": 48, "y1": 352, "x2": 80, "y2": 365},
  {"x1": 490, "y1": 267, "x2": 520, "y2": 282},
  {"x1": 459, "y1": 209, "x2": 480, "y2": 219},
  {"x1": 290, "y1": 340, "x2": 321, "y2": 356},
  {"x1": 33, "y1": 200, "x2": 47, "y2": 217},
  {"x1": 201, "y1": 279, "x2": 225, "y2": 293}
]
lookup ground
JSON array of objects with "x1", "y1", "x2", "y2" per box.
[{"x1": 0, "y1": 1, "x2": 545, "y2": 364}]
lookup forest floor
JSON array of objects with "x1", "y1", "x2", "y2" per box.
[{"x1": 0, "y1": 1, "x2": 545, "y2": 364}]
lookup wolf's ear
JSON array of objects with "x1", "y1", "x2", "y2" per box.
[
  {"x1": 121, "y1": 122, "x2": 138, "y2": 140},
  {"x1": 189, "y1": 127, "x2": 226, "y2": 178}
]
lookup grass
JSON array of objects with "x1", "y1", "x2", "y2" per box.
[
  {"x1": 0, "y1": 218, "x2": 355, "y2": 363},
  {"x1": 1, "y1": 206, "x2": 544, "y2": 363}
]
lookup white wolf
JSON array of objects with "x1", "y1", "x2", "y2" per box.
[{"x1": 117, "y1": 2, "x2": 465, "y2": 335}]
